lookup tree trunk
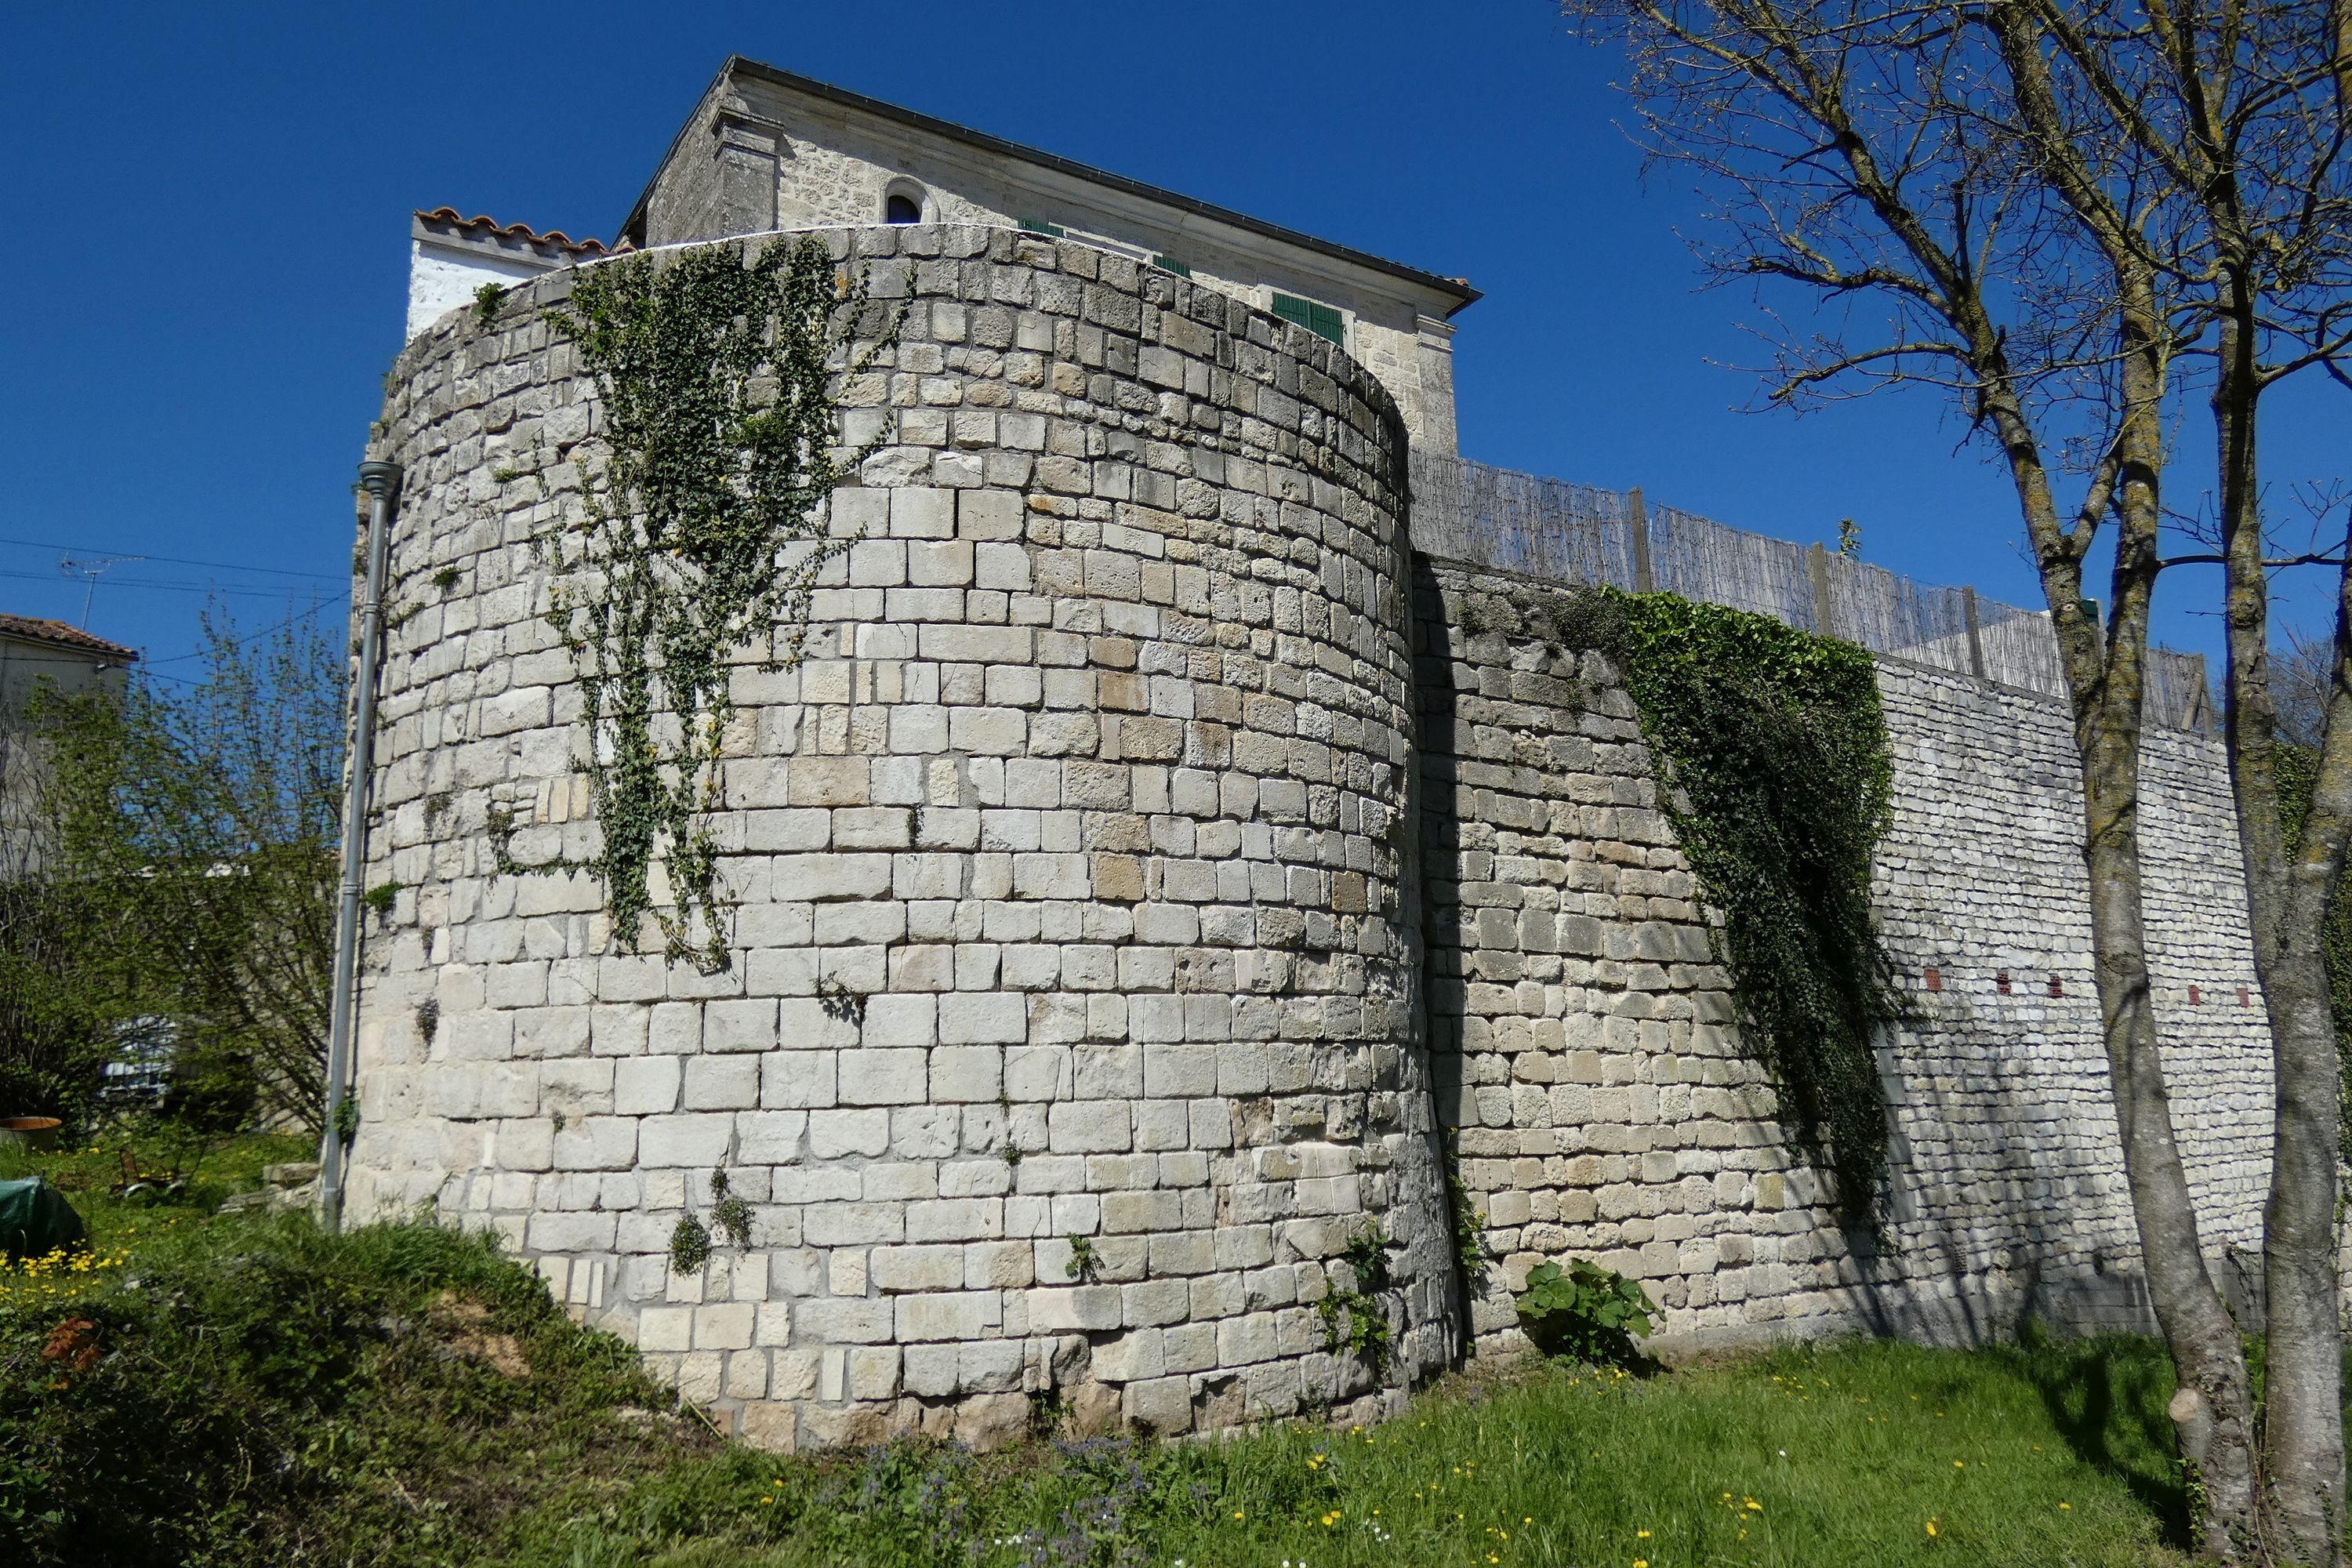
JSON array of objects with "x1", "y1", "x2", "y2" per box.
[
  {"x1": 2082, "y1": 719, "x2": 2267, "y2": 1559},
  {"x1": 1983, "y1": 252, "x2": 2270, "y2": 1557},
  {"x1": 2215, "y1": 291, "x2": 2348, "y2": 1566}
]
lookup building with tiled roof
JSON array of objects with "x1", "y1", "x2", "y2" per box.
[{"x1": 0, "y1": 615, "x2": 136, "y2": 873}]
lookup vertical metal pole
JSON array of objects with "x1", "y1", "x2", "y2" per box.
[
  {"x1": 1628, "y1": 487, "x2": 1654, "y2": 593},
  {"x1": 318, "y1": 459, "x2": 400, "y2": 1232}
]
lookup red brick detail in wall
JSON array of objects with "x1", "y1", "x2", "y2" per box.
[
  {"x1": 1924, "y1": 967, "x2": 1942, "y2": 993},
  {"x1": 1996, "y1": 971, "x2": 2012, "y2": 995},
  {"x1": 2048, "y1": 975, "x2": 2064, "y2": 998},
  {"x1": 2190, "y1": 985, "x2": 2202, "y2": 1005}
]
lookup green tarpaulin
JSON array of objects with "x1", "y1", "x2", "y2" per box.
[{"x1": 0, "y1": 1176, "x2": 86, "y2": 1261}]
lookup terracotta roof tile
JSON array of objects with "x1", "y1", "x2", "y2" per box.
[
  {"x1": 414, "y1": 207, "x2": 619, "y2": 256},
  {"x1": 0, "y1": 615, "x2": 139, "y2": 661}
]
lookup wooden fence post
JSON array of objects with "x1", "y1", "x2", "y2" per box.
[
  {"x1": 1628, "y1": 487, "x2": 1654, "y2": 593},
  {"x1": 1961, "y1": 586, "x2": 1987, "y2": 681},
  {"x1": 1806, "y1": 541, "x2": 1836, "y2": 637}
]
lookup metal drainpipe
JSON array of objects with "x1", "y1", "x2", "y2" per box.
[{"x1": 318, "y1": 458, "x2": 401, "y2": 1233}]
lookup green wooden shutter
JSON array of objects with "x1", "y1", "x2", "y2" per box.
[
  {"x1": 1017, "y1": 217, "x2": 1065, "y2": 238},
  {"x1": 1152, "y1": 254, "x2": 1192, "y2": 277},
  {"x1": 1270, "y1": 292, "x2": 1344, "y2": 346}
]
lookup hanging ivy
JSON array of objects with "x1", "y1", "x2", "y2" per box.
[
  {"x1": 1495, "y1": 585, "x2": 1907, "y2": 1227},
  {"x1": 1610, "y1": 592, "x2": 1905, "y2": 1227},
  {"x1": 494, "y1": 236, "x2": 906, "y2": 971}
]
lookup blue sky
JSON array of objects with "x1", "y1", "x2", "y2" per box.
[{"x1": 4, "y1": 1, "x2": 2343, "y2": 675}]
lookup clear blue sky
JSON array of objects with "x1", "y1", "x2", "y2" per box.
[{"x1": 4, "y1": 0, "x2": 2343, "y2": 675}]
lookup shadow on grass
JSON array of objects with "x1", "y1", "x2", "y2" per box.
[{"x1": 1991, "y1": 1335, "x2": 2188, "y2": 1545}]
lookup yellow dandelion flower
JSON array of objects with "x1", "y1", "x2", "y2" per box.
[{"x1": 1926, "y1": 1519, "x2": 1940, "y2": 1537}]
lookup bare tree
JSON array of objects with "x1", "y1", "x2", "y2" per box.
[{"x1": 1559, "y1": 0, "x2": 2352, "y2": 1556}]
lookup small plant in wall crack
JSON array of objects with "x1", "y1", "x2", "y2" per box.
[
  {"x1": 670, "y1": 1167, "x2": 756, "y2": 1275},
  {"x1": 709, "y1": 1167, "x2": 754, "y2": 1249},
  {"x1": 471, "y1": 281, "x2": 506, "y2": 331},
  {"x1": 1065, "y1": 1233, "x2": 1101, "y2": 1283},
  {"x1": 815, "y1": 977, "x2": 868, "y2": 1025},
  {"x1": 1442, "y1": 1130, "x2": 1487, "y2": 1287},
  {"x1": 1316, "y1": 1224, "x2": 1395, "y2": 1378},
  {"x1": 668, "y1": 1214, "x2": 712, "y2": 1276},
  {"x1": 495, "y1": 235, "x2": 909, "y2": 973}
]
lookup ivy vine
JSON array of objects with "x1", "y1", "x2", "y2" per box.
[
  {"x1": 1610, "y1": 592, "x2": 1906, "y2": 1228},
  {"x1": 495, "y1": 235, "x2": 906, "y2": 971},
  {"x1": 1479, "y1": 585, "x2": 1907, "y2": 1228}
]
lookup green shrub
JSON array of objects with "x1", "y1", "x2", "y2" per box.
[
  {"x1": 0, "y1": 1214, "x2": 691, "y2": 1566},
  {"x1": 1516, "y1": 1258, "x2": 1661, "y2": 1367}
]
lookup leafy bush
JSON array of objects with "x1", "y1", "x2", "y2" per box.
[
  {"x1": 0, "y1": 1214, "x2": 695, "y2": 1566},
  {"x1": 1516, "y1": 1258, "x2": 1661, "y2": 1367}
]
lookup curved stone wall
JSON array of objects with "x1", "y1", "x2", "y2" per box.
[{"x1": 349, "y1": 223, "x2": 1455, "y2": 1446}]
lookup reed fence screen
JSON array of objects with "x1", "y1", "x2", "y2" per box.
[{"x1": 1410, "y1": 452, "x2": 2212, "y2": 732}]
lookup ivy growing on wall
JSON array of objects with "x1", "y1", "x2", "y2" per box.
[
  {"x1": 495, "y1": 236, "x2": 906, "y2": 971},
  {"x1": 1484, "y1": 584, "x2": 1907, "y2": 1226},
  {"x1": 1606, "y1": 592, "x2": 1907, "y2": 1229}
]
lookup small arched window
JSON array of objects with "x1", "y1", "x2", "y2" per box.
[{"x1": 884, "y1": 187, "x2": 924, "y2": 224}]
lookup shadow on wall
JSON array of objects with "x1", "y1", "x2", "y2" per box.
[{"x1": 1403, "y1": 546, "x2": 2244, "y2": 1359}]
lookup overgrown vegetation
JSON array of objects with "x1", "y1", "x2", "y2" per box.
[
  {"x1": 493, "y1": 236, "x2": 906, "y2": 972},
  {"x1": 1477, "y1": 584, "x2": 1907, "y2": 1225},
  {"x1": 1611, "y1": 592, "x2": 1905, "y2": 1227},
  {"x1": 0, "y1": 1132, "x2": 2251, "y2": 1566},
  {"x1": 0, "y1": 1136, "x2": 704, "y2": 1566}
]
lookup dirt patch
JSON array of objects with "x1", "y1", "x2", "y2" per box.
[{"x1": 432, "y1": 1291, "x2": 530, "y2": 1377}]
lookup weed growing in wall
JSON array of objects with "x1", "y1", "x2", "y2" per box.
[
  {"x1": 501, "y1": 237, "x2": 906, "y2": 971},
  {"x1": 1515, "y1": 1257, "x2": 1660, "y2": 1367},
  {"x1": 1316, "y1": 1225, "x2": 1396, "y2": 1378}
]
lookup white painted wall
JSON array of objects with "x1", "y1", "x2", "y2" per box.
[{"x1": 405, "y1": 238, "x2": 559, "y2": 343}]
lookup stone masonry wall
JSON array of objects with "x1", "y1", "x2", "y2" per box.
[
  {"x1": 1417, "y1": 561, "x2": 2274, "y2": 1357},
  {"x1": 350, "y1": 223, "x2": 1455, "y2": 1450}
]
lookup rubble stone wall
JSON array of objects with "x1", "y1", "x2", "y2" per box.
[
  {"x1": 1418, "y1": 561, "x2": 2274, "y2": 1357},
  {"x1": 350, "y1": 223, "x2": 1454, "y2": 1450}
]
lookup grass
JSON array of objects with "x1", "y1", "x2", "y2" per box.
[
  {"x1": 0, "y1": 1130, "x2": 2207, "y2": 1566},
  {"x1": 503, "y1": 1341, "x2": 2191, "y2": 1568}
]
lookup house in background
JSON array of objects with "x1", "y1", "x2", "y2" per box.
[
  {"x1": 0, "y1": 615, "x2": 137, "y2": 873},
  {"x1": 401, "y1": 56, "x2": 1479, "y2": 458}
]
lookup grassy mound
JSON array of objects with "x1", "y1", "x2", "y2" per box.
[
  {"x1": 2, "y1": 1210, "x2": 710, "y2": 1565},
  {"x1": 0, "y1": 1135, "x2": 2202, "y2": 1566}
]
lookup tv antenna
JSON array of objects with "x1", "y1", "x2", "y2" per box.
[{"x1": 59, "y1": 554, "x2": 143, "y2": 626}]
